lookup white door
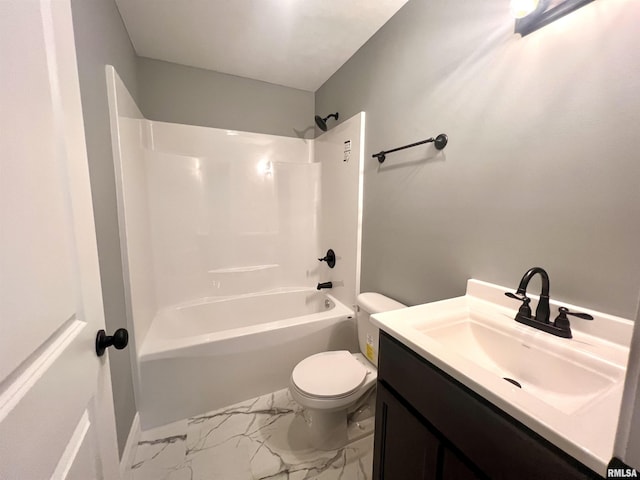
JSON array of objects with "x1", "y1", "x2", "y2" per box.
[{"x1": 0, "y1": 0, "x2": 121, "y2": 478}]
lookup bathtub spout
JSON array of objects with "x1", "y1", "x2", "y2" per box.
[{"x1": 317, "y1": 281, "x2": 333, "y2": 290}]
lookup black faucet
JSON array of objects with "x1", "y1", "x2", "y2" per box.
[
  {"x1": 317, "y1": 281, "x2": 333, "y2": 290},
  {"x1": 511, "y1": 267, "x2": 551, "y2": 323},
  {"x1": 505, "y1": 267, "x2": 593, "y2": 338}
]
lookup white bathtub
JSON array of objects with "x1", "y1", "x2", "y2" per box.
[{"x1": 138, "y1": 289, "x2": 356, "y2": 429}]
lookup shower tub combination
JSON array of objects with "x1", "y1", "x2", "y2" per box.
[
  {"x1": 106, "y1": 69, "x2": 367, "y2": 431},
  {"x1": 138, "y1": 289, "x2": 356, "y2": 429}
]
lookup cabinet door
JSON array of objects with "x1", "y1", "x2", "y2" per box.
[
  {"x1": 442, "y1": 448, "x2": 484, "y2": 480},
  {"x1": 373, "y1": 382, "x2": 440, "y2": 480}
]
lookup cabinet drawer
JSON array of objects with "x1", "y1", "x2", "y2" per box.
[{"x1": 378, "y1": 332, "x2": 598, "y2": 480}]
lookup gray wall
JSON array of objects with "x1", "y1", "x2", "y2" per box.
[
  {"x1": 70, "y1": 0, "x2": 138, "y2": 457},
  {"x1": 138, "y1": 58, "x2": 315, "y2": 138},
  {"x1": 316, "y1": 0, "x2": 640, "y2": 319}
]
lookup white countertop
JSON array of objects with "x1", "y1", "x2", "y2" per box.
[{"x1": 371, "y1": 279, "x2": 633, "y2": 476}]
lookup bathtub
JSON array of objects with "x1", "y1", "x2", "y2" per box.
[{"x1": 137, "y1": 289, "x2": 357, "y2": 429}]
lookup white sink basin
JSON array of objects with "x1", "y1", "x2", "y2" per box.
[
  {"x1": 371, "y1": 279, "x2": 632, "y2": 476},
  {"x1": 419, "y1": 314, "x2": 622, "y2": 415}
]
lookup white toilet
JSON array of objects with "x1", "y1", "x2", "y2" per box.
[{"x1": 289, "y1": 292, "x2": 405, "y2": 449}]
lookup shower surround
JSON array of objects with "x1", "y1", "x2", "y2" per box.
[
  {"x1": 143, "y1": 120, "x2": 320, "y2": 307},
  {"x1": 107, "y1": 67, "x2": 365, "y2": 429}
]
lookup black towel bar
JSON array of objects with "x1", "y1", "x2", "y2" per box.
[{"x1": 373, "y1": 133, "x2": 448, "y2": 163}]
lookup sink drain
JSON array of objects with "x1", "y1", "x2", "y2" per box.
[{"x1": 503, "y1": 377, "x2": 522, "y2": 388}]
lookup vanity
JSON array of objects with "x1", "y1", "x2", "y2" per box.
[{"x1": 371, "y1": 279, "x2": 632, "y2": 479}]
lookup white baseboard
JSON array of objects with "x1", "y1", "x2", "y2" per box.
[{"x1": 119, "y1": 412, "x2": 140, "y2": 480}]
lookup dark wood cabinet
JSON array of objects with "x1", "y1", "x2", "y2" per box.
[
  {"x1": 373, "y1": 331, "x2": 601, "y2": 480},
  {"x1": 374, "y1": 382, "x2": 440, "y2": 479},
  {"x1": 374, "y1": 382, "x2": 484, "y2": 480},
  {"x1": 441, "y1": 448, "x2": 484, "y2": 480}
]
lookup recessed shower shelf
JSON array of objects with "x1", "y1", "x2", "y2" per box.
[{"x1": 208, "y1": 264, "x2": 279, "y2": 274}]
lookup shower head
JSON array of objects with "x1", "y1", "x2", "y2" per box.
[{"x1": 314, "y1": 112, "x2": 339, "y2": 132}]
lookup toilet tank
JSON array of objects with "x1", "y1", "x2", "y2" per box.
[{"x1": 357, "y1": 292, "x2": 406, "y2": 367}]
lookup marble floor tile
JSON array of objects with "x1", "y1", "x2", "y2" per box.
[
  {"x1": 128, "y1": 388, "x2": 375, "y2": 480},
  {"x1": 131, "y1": 419, "x2": 189, "y2": 480},
  {"x1": 188, "y1": 442, "x2": 253, "y2": 480}
]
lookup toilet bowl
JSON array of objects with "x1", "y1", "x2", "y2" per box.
[{"x1": 289, "y1": 293, "x2": 405, "y2": 450}]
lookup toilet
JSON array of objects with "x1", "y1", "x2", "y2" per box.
[{"x1": 289, "y1": 292, "x2": 405, "y2": 449}]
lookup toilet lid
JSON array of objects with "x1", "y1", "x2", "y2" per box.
[{"x1": 292, "y1": 351, "x2": 367, "y2": 398}]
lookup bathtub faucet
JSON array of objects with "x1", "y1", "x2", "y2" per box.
[{"x1": 317, "y1": 281, "x2": 333, "y2": 290}]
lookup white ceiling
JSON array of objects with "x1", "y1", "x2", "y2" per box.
[{"x1": 115, "y1": 0, "x2": 408, "y2": 92}]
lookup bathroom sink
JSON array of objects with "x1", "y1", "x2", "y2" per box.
[
  {"x1": 417, "y1": 313, "x2": 621, "y2": 415},
  {"x1": 370, "y1": 279, "x2": 632, "y2": 476}
]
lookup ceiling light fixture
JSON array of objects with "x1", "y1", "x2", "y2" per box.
[
  {"x1": 510, "y1": 0, "x2": 540, "y2": 19},
  {"x1": 512, "y1": 0, "x2": 595, "y2": 37}
]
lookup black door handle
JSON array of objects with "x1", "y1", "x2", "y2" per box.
[{"x1": 95, "y1": 328, "x2": 129, "y2": 357}]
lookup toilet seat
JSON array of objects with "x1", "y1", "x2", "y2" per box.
[{"x1": 291, "y1": 351, "x2": 367, "y2": 398}]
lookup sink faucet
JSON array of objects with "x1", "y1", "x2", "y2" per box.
[
  {"x1": 505, "y1": 267, "x2": 593, "y2": 338},
  {"x1": 506, "y1": 267, "x2": 557, "y2": 336},
  {"x1": 513, "y1": 267, "x2": 550, "y2": 324}
]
